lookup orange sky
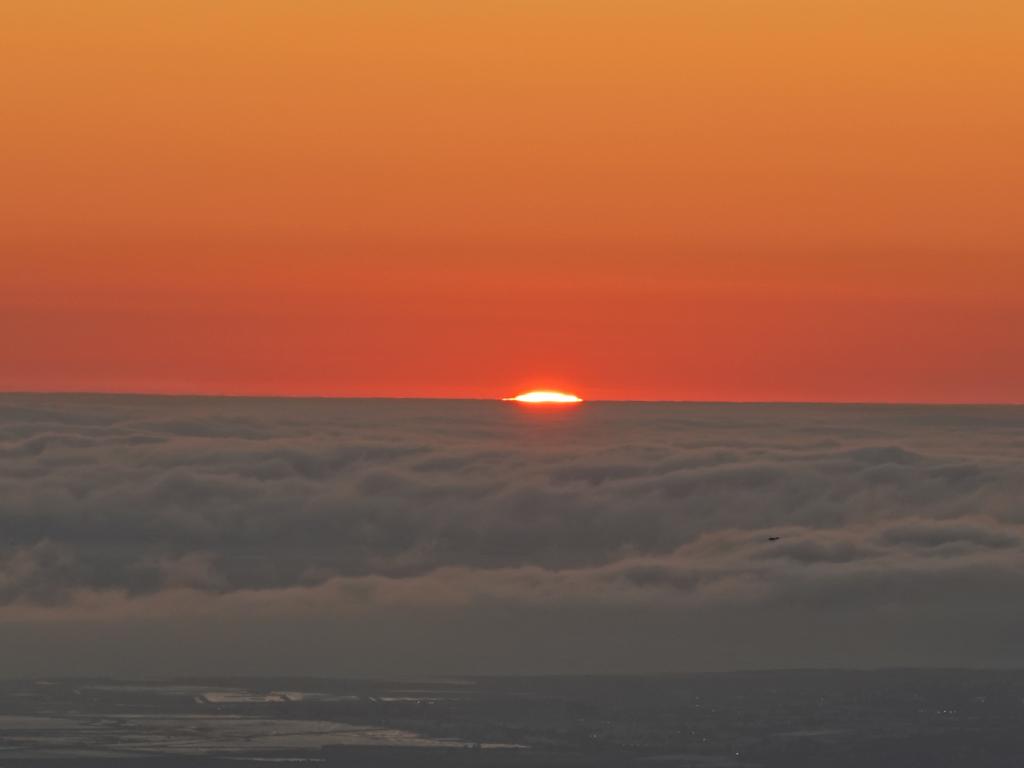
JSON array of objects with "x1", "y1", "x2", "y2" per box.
[{"x1": 2, "y1": 0, "x2": 1023, "y2": 401}]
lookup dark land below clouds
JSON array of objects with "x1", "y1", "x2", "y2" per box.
[{"x1": 2, "y1": 672, "x2": 1024, "y2": 766}]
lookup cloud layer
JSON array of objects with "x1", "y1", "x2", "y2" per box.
[{"x1": 2, "y1": 395, "x2": 1023, "y2": 675}]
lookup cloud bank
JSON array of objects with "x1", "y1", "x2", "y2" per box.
[{"x1": 2, "y1": 395, "x2": 1023, "y2": 675}]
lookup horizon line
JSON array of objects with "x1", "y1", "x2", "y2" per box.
[{"x1": 0, "y1": 389, "x2": 1021, "y2": 408}]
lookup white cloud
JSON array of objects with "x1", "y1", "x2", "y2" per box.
[{"x1": 2, "y1": 395, "x2": 1023, "y2": 674}]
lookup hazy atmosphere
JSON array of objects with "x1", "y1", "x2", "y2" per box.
[
  {"x1": 4, "y1": 1, "x2": 1024, "y2": 402},
  {"x1": 4, "y1": 394, "x2": 1022, "y2": 678},
  {"x1": 4, "y1": 1, "x2": 1024, "y2": 762}
]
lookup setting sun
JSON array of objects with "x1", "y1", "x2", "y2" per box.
[{"x1": 503, "y1": 391, "x2": 583, "y2": 404}]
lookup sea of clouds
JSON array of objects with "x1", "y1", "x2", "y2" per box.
[{"x1": 2, "y1": 394, "x2": 1023, "y2": 675}]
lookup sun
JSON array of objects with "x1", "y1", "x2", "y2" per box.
[{"x1": 503, "y1": 391, "x2": 583, "y2": 404}]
